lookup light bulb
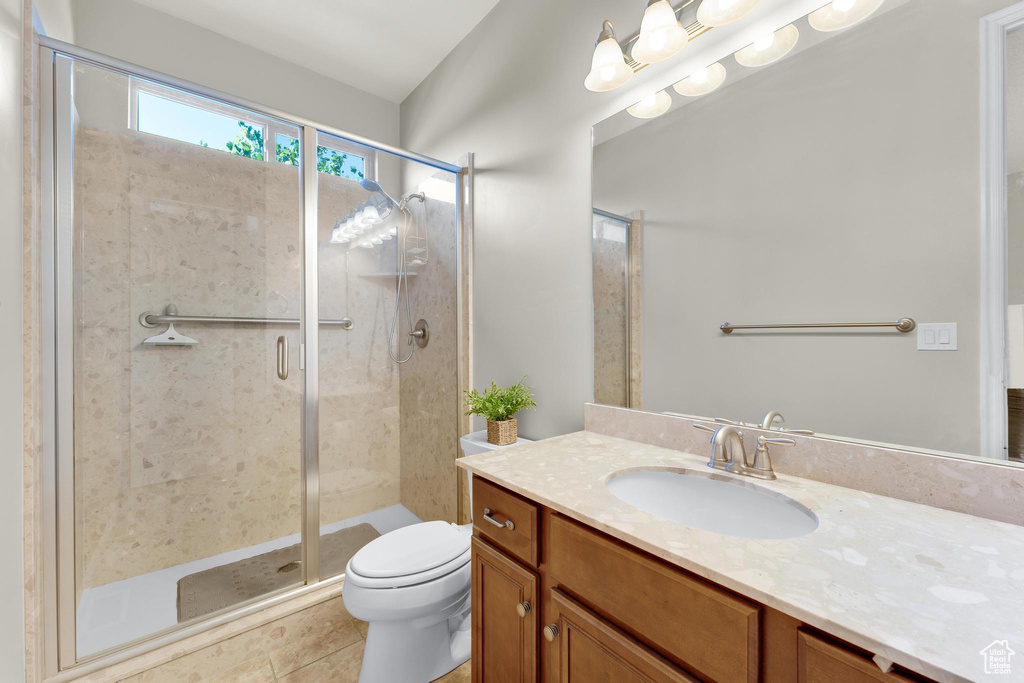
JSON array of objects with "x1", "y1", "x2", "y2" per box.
[
  {"x1": 696, "y1": 0, "x2": 760, "y2": 27},
  {"x1": 631, "y1": 0, "x2": 688, "y2": 65},
  {"x1": 585, "y1": 22, "x2": 634, "y2": 92},
  {"x1": 809, "y1": 0, "x2": 883, "y2": 31},
  {"x1": 735, "y1": 24, "x2": 799, "y2": 67},
  {"x1": 673, "y1": 62, "x2": 727, "y2": 97},
  {"x1": 753, "y1": 32, "x2": 774, "y2": 51},
  {"x1": 363, "y1": 205, "x2": 383, "y2": 225},
  {"x1": 627, "y1": 89, "x2": 672, "y2": 119}
]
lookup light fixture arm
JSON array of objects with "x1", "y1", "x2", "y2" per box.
[{"x1": 596, "y1": 19, "x2": 617, "y2": 45}]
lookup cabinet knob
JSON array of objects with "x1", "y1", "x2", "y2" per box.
[
  {"x1": 543, "y1": 624, "x2": 560, "y2": 642},
  {"x1": 516, "y1": 601, "x2": 531, "y2": 618}
]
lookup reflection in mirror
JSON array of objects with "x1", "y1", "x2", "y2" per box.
[{"x1": 591, "y1": 0, "x2": 1024, "y2": 464}]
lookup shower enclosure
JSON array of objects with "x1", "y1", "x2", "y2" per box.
[{"x1": 38, "y1": 41, "x2": 469, "y2": 675}]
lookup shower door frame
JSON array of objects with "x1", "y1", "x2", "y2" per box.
[{"x1": 38, "y1": 37, "x2": 467, "y2": 680}]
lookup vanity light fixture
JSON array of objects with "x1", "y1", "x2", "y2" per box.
[
  {"x1": 808, "y1": 0, "x2": 884, "y2": 32},
  {"x1": 585, "y1": 20, "x2": 634, "y2": 92},
  {"x1": 696, "y1": 0, "x2": 761, "y2": 27},
  {"x1": 627, "y1": 89, "x2": 672, "y2": 119},
  {"x1": 734, "y1": 24, "x2": 799, "y2": 67},
  {"x1": 673, "y1": 62, "x2": 727, "y2": 96},
  {"x1": 631, "y1": 0, "x2": 689, "y2": 64}
]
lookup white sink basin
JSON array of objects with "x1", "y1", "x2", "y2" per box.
[{"x1": 606, "y1": 469, "x2": 818, "y2": 540}]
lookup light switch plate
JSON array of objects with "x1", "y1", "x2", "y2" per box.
[{"x1": 917, "y1": 323, "x2": 957, "y2": 351}]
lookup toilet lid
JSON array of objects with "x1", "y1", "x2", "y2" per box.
[{"x1": 349, "y1": 521, "x2": 471, "y2": 579}]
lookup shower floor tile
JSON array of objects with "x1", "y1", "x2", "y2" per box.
[{"x1": 76, "y1": 504, "x2": 422, "y2": 658}]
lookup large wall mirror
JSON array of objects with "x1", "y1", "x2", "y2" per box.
[{"x1": 591, "y1": 0, "x2": 1024, "y2": 465}]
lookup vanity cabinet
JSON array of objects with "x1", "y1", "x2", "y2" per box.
[{"x1": 471, "y1": 477, "x2": 933, "y2": 683}]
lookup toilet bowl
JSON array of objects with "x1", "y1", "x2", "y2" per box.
[{"x1": 343, "y1": 430, "x2": 531, "y2": 683}]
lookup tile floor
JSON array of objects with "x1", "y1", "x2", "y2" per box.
[{"x1": 115, "y1": 594, "x2": 470, "y2": 682}]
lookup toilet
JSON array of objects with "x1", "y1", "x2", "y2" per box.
[{"x1": 343, "y1": 429, "x2": 532, "y2": 683}]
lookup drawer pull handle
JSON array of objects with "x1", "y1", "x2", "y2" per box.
[
  {"x1": 543, "y1": 624, "x2": 560, "y2": 642},
  {"x1": 516, "y1": 601, "x2": 531, "y2": 618},
  {"x1": 483, "y1": 507, "x2": 515, "y2": 531}
]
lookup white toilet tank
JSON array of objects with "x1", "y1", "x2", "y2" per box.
[{"x1": 459, "y1": 429, "x2": 532, "y2": 521}]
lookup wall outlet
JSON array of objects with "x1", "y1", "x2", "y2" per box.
[{"x1": 917, "y1": 323, "x2": 957, "y2": 351}]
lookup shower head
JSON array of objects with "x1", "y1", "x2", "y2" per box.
[
  {"x1": 360, "y1": 179, "x2": 401, "y2": 208},
  {"x1": 359, "y1": 179, "x2": 425, "y2": 210}
]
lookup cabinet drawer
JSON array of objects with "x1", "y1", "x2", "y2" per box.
[
  {"x1": 548, "y1": 514, "x2": 760, "y2": 683},
  {"x1": 473, "y1": 477, "x2": 540, "y2": 566},
  {"x1": 798, "y1": 631, "x2": 924, "y2": 683},
  {"x1": 549, "y1": 588, "x2": 699, "y2": 683}
]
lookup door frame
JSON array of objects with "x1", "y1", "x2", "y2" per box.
[{"x1": 980, "y1": 2, "x2": 1024, "y2": 460}]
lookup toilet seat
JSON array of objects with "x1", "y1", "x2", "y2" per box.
[{"x1": 345, "y1": 521, "x2": 471, "y2": 589}]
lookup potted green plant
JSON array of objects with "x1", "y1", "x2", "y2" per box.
[{"x1": 463, "y1": 378, "x2": 537, "y2": 445}]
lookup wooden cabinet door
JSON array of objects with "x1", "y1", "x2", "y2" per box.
[
  {"x1": 798, "y1": 631, "x2": 923, "y2": 683},
  {"x1": 473, "y1": 536, "x2": 538, "y2": 683},
  {"x1": 547, "y1": 589, "x2": 699, "y2": 683}
]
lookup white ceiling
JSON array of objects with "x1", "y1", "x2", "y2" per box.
[{"x1": 131, "y1": 0, "x2": 500, "y2": 103}]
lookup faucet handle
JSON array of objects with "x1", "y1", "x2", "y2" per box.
[
  {"x1": 693, "y1": 423, "x2": 717, "y2": 434},
  {"x1": 748, "y1": 435, "x2": 795, "y2": 480},
  {"x1": 757, "y1": 435, "x2": 796, "y2": 447},
  {"x1": 776, "y1": 428, "x2": 814, "y2": 435}
]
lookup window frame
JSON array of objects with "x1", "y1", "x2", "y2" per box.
[{"x1": 128, "y1": 79, "x2": 376, "y2": 180}]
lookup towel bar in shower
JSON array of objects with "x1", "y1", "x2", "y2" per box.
[
  {"x1": 140, "y1": 304, "x2": 354, "y2": 330},
  {"x1": 720, "y1": 318, "x2": 915, "y2": 334}
]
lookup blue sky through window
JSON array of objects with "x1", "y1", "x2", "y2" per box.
[{"x1": 137, "y1": 91, "x2": 256, "y2": 152}]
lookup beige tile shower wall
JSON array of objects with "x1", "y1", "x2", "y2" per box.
[
  {"x1": 592, "y1": 216, "x2": 628, "y2": 408},
  {"x1": 316, "y1": 169, "x2": 402, "y2": 529},
  {"x1": 398, "y1": 171, "x2": 460, "y2": 523},
  {"x1": 74, "y1": 123, "x2": 401, "y2": 590},
  {"x1": 627, "y1": 211, "x2": 643, "y2": 410},
  {"x1": 584, "y1": 403, "x2": 1024, "y2": 527}
]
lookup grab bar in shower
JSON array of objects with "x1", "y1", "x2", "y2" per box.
[
  {"x1": 720, "y1": 318, "x2": 916, "y2": 334},
  {"x1": 140, "y1": 304, "x2": 354, "y2": 330}
]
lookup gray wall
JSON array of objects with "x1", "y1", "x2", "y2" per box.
[
  {"x1": 1, "y1": 0, "x2": 25, "y2": 678},
  {"x1": 66, "y1": 0, "x2": 399, "y2": 146},
  {"x1": 593, "y1": 2, "x2": 988, "y2": 456},
  {"x1": 401, "y1": 0, "x2": 1020, "y2": 448},
  {"x1": 400, "y1": 0, "x2": 621, "y2": 439}
]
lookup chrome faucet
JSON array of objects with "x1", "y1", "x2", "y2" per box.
[{"x1": 693, "y1": 423, "x2": 796, "y2": 480}]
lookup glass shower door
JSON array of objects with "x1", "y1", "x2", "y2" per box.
[{"x1": 57, "y1": 55, "x2": 307, "y2": 659}]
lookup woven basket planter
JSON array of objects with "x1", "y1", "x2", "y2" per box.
[{"x1": 486, "y1": 418, "x2": 518, "y2": 446}]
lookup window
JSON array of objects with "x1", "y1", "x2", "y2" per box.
[
  {"x1": 137, "y1": 91, "x2": 265, "y2": 157},
  {"x1": 316, "y1": 145, "x2": 365, "y2": 180},
  {"x1": 274, "y1": 135, "x2": 365, "y2": 180},
  {"x1": 130, "y1": 80, "x2": 374, "y2": 180}
]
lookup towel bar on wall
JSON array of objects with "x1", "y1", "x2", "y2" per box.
[
  {"x1": 720, "y1": 318, "x2": 916, "y2": 334},
  {"x1": 140, "y1": 304, "x2": 354, "y2": 330}
]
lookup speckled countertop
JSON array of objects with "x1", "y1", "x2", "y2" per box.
[{"x1": 457, "y1": 431, "x2": 1024, "y2": 683}]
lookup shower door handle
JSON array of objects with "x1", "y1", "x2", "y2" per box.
[{"x1": 277, "y1": 336, "x2": 289, "y2": 380}]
